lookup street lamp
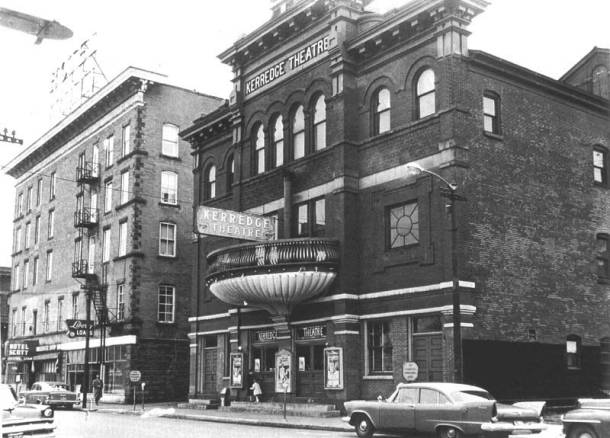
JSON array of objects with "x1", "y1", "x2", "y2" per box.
[{"x1": 406, "y1": 162, "x2": 463, "y2": 383}]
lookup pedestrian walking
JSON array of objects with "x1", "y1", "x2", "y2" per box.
[
  {"x1": 92, "y1": 374, "x2": 103, "y2": 406},
  {"x1": 250, "y1": 378, "x2": 262, "y2": 403}
]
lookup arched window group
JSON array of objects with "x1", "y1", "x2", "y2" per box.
[
  {"x1": 370, "y1": 68, "x2": 437, "y2": 136},
  {"x1": 203, "y1": 164, "x2": 216, "y2": 200},
  {"x1": 250, "y1": 94, "x2": 327, "y2": 176}
]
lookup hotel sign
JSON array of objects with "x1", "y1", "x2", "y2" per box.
[
  {"x1": 196, "y1": 206, "x2": 276, "y2": 242},
  {"x1": 7, "y1": 341, "x2": 39, "y2": 358},
  {"x1": 244, "y1": 35, "x2": 331, "y2": 98}
]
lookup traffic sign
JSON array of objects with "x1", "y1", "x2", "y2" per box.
[
  {"x1": 402, "y1": 362, "x2": 418, "y2": 382},
  {"x1": 129, "y1": 370, "x2": 142, "y2": 382}
]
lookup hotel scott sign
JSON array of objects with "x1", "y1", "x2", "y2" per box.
[
  {"x1": 196, "y1": 206, "x2": 276, "y2": 242},
  {"x1": 244, "y1": 35, "x2": 330, "y2": 98}
]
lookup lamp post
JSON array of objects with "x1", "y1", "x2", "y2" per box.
[{"x1": 406, "y1": 162, "x2": 463, "y2": 383}]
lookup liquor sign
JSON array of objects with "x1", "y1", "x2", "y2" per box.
[
  {"x1": 324, "y1": 347, "x2": 343, "y2": 390},
  {"x1": 244, "y1": 35, "x2": 331, "y2": 98},
  {"x1": 65, "y1": 319, "x2": 94, "y2": 338},
  {"x1": 297, "y1": 325, "x2": 326, "y2": 340},
  {"x1": 196, "y1": 206, "x2": 276, "y2": 242}
]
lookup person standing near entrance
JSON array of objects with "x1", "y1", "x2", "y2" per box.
[
  {"x1": 92, "y1": 375, "x2": 103, "y2": 406},
  {"x1": 250, "y1": 378, "x2": 262, "y2": 403}
]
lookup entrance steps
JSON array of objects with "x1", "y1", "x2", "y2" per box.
[
  {"x1": 179, "y1": 397, "x2": 220, "y2": 410},
  {"x1": 220, "y1": 401, "x2": 341, "y2": 418}
]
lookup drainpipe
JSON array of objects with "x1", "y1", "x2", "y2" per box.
[{"x1": 283, "y1": 171, "x2": 293, "y2": 238}]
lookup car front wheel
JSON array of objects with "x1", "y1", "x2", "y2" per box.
[
  {"x1": 568, "y1": 424, "x2": 598, "y2": 438},
  {"x1": 437, "y1": 426, "x2": 462, "y2": 438},
  {"x1": 354, "y1": 416, "x2": 374, "y2": 438}
]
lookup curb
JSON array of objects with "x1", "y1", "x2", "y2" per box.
[{"x1": 95, "y1": 408, "x2": 352, "y2": 432}]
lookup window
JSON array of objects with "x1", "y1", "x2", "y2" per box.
[
  {"x1": 104, "y1": 135, "x2": 114, "y2": 167},
  {"x1": 57, "y1": 298, "x2": 63, "y2": 331},
  {"x1": 16, "y1": 192, "x2": 23, "y2": 217},
  {"x1": 158, "y1": 285, "x2": 175, "y2": 323},
  {"x1": 92, "y1": 143, "x2": 100, "y2": 177},
  {"x1": 26, "y1": 186, "x2": 32, "y2": 212},
  {"x1": 254, "y1": 124, "x2": 265, "y2": 174},
  {"x1": 395, "y1": 387, "x2": 419, "y2": 403},
  {"x1": 162, "y1": 123, "x2": 179, "y2": 157},
  {"x1": 368, "y1": 320, "x2": 392, "y2": 373},
  {"x1": 24, "y1": 222, "x2": 31, "y2": 249},
  {"x1": 294, "y1": 198, "x2": 326, "y2": 237},
  {"x1": 566, "y1": 334, "x2": 582, "y2": 370},
  {"x1": 312, "y1": 95, "x2": 327, "y2": 150},
  {"x1": 32, "y1": 310, "x2": 37, "y2": 335},
  {"x1": 102, "y1": 228, "x2": 111, "y2": 263},
  {"x1": 387, "y1": 201, "x2": 419, "y2": 248},
  {"x1": 36, "y1": 178, "x2": 42, "y2": 206},
  {"x1": 46, "y1": 250, "x2": 53, "y2": 281},
  {"x1": 32, "y1": 257, "x2": 38, "y2": 286},
  {"x1": 43, "y1": 302, "x2": 49, "y2": 333},
  {"x1": 272, "y1": 116, "x2": 284, "y2": 167},
  {"x1": 373, "y1": 88, "x2": 391, "y2": 135},
  {"x1": 88, "y1": 237, "x2": 96, "y2": 274},
  {"x1": 597, "y1": 234, "x2": 609, "y2": 280},
  {"x1": 122, "y1": 124, "x2": 131, "y2": 156},
  {"x1": 14, "y1": 226, "x2": 22, "y2": 253},
  {"x1": 21, "y1": 307, "x2": 26, "y2": 336},
  {"x1": 23, "y1": 259, "x2": 29, "y2": 289},
  {"x1": 593, "y1": 147, "x2": 607, "y2": 185},
  {"x1": 227, "y1": 155, "x2": 235, "y2": 188},
  {"x1": 47, "y1": 209, "x2": 55, "y2": 239},
  {"x1": 104, "y1": 180, "x2": 113, "y2": 213},
  {"x1": 203, "y1": 166, "x2": 216, "y2": 200},
  {"x1": 90, "y1": 191, "x2": 98, "y2": 223},
  {"x1": 34, "y1": 216, "x2": 40, "y2": 244},
  {"x1": 118, "y1": 220, "x2": 128, "y2": 257},
  {"x1": 13, "y1": 264, "x2": 20, "y2": 291},
  {"x1": 420, "y1": 388, "x2": 450, "y2": 405},
  {"x1": 159, "y1": 222, "x2": 176, "y2": 257},
  {"x1": 416, "y1": 69, "x2": 436, "y2": 118},
  {"x1": 161, "y1": 171, "x2": 178, "y2": 204},
  {"x1": 120, "y1": 170, "x2": 129, "y2": 205},
  {"x1": 72, "y1": 294, "x2": 79, "y2": 319},
  {"x1": 11, "y1": 308, "x2": 17, "y2": 337},
  {"x1": 413, "y1": 315, "x2": 442, "y2": 333},
  {"x1": 483, "y1": 93, "x2": 500, "y2": 134},
  {"x1": 292, "y1": 105, "x2": 305, "y2": 160},
  {"x1": 49, "y1": 172, "x2": 56, "y2": 200},
  {"x1": 117, "y1": 284, "x2": 125, "y2": 320}
]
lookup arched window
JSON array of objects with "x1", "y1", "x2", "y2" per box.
[
  {"x1": 292, "y1": 105, "x2": 305, "y2": 160},
  {"x1": 227, "y1": 155, "x2": 235, "y2": 189},
  {"x1": 254, "y1": 124, "x2": 265, "y2": 174},
  {"x1": 204, "y1": 165, "x2": 216, "y2": 200},
  {"x1": 272, "y1": 115, "x2": 284, "y2": 168},
  {"x1": 373, "y1": 88, "x2": 391, "y2": 135},
  {"x1": 312, "y1": 95, "x2": 326, "y2": 150},
  {"x1": 416, "y1": 69, "x2": 435, "y2": 119},
  {"x1": 592, "y1": 65, "x2": 609, "y2": 98}
]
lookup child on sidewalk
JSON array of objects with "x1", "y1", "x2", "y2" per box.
[{"x1": 250, "y1": 379, "x2": 262, "y2": 403}]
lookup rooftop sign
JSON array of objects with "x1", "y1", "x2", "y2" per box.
[
  {"x1": 196, "y1": 206, "x2": 276, "y2": 242},
  {"x1": 244, "y1": 35, "x2": 330, "y2": 98}
]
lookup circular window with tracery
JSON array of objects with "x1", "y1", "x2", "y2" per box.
[{"x1": 389, "y1": 202, "x2": 419, "y2": 248}]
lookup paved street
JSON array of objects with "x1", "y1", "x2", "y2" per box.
[{"x1": 53, "y1": 408, "x2": 565, "y2": 438}]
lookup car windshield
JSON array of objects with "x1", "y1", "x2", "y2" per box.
[
  {"x1": 0, "y1": 384, "x2": 19, "y2": 410},
  {"x1": 41, "y1": 383, "x2": 68, "y2": 391},
  {"x1": 451, "y1": 390, "x2": 495, "y2": 402}
]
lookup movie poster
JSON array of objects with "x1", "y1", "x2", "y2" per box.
[
  {"x1": 324, "y1": 347, "x2": 343, "y2": 390},
  {"x1": 230, "y1": 352, "x2": 244, "y2": 388},
  {"x1": 275, "y1": 349, "x2": 292, "y2": 392}
]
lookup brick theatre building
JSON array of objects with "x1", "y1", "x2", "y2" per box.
[{"x1": 182, "y1": 0, "x2": 610, "y2": 405}]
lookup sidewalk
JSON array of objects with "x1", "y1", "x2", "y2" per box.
[{"x1": 87, "y1": 402, "x2": 352, "y2": 432}]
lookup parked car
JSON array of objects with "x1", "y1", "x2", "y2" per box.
[
  {"x1": 343, "y1": 382, "x2": 547, "y2": 438},
  {"x1": 20, "y1": 381, "x2": 80, "y2": 409},
  {"x1": 1, "y1": 383, "x2": 56, "y2": 438},
  {"x1": 562, "y1": 398, "x2": 610, "y2": 438}
]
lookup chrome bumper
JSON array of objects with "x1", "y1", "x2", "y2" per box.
[{"x1": 481, "y1": 421, "x2": 547, "y2": 432}]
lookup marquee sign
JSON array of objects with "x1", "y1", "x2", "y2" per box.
[
  {"x1": 196, "y1": 206, "x2": 276, "y2": 242},
  {"x1": 244, "y1": 35, "x2": 331, "y2": 98}
]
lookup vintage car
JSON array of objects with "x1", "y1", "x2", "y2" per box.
[
  {"x1": 562, "y1": 398, "x2": 610, "y2": 438},
  {"x1": 20, "y1": 381, "x2": 80, "y2": 409},
  {"x1": 1, "y1": 383, "x2": 56, "y2": 438},
  {"x1": 343, "y1": 382, "x2": 547, "y2": 438}
]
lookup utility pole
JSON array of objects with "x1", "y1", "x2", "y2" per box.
[{"x1": 82, "y1": 284, "x2": 92, "y2": 409}]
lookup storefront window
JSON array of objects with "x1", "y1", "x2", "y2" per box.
[
  {"x1": 368, "y1": 320, "x2": 393, "y2": 373},
  {"x1": 252, "y1": 346, "x2": 276, "y2": 372}
]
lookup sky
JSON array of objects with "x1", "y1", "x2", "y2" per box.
[{"x1": 0, "y1": 0, "x2": 608, "y2": 267}]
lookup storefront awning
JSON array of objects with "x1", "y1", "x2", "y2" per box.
[{"x1": 32, "y1": 352, "x2": 59, "y2": 361}]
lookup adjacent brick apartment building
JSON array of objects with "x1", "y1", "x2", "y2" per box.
[
  {"x1": 183, "y1": 0, "x2": 610, "y2": 405},
  {"x1": 5, "y1": 67, "x2": 222, "y2": 401}
]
